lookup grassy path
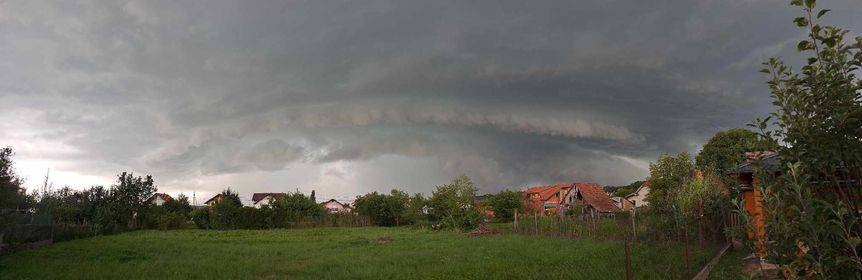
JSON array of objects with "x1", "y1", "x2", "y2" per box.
[{"x1": 1, "y1": 227, "x2": 717, "y2": 279}]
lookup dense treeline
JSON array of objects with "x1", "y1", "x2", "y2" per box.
[{"x1": 1, "y1": 147, "x2": 502, "y2": 245}]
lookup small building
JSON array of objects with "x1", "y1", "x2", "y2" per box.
[
  {"x1": 321, "y1": 199, "x2": 352, "y2": 213},
  {"x1": 147, "y1": 193, "x2": 174, "y2": 206},
  {"x1": 624, "y1": 181, "x2": 650, "y2": 208},
  {"x1": 252, "y1": 193, "x2": 286, "y2": 208},
  {"x1": 205, "y1": 194, "x2": 225, "y2": 207},
  {"x1": 728, "y1": 152, "x2": 782, "y2": 254}
]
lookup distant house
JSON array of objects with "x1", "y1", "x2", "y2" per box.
[
  {"x1": 147, "y1": 193, "x2": 174, "y2": 206},
  {"x1": 321, "y1": 199, "x2": 352, "y2": 213},
  {"x1": 205, "y1": 194, "x2": 225, "y2": 207},
  {"x1": 252, "y1": 193, "x2": 286, "y2": 208},
  {"x1": 561, "y1": 182, "x2": 621, "y2": 215},
  {"x1": 624, "y1": 181, "x2": 650, "y2": 208}
]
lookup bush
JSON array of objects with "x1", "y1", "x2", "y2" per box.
[
  {"x1": 191, "y1": 208, "x2": 210, "y2": 229},
  {"x1": 238, "y1": 207, "x2": 264, "y2": 229},
  {"x1": 157, "y1": 212, "x2": 186, "y2": 230},
  {"x1": 269, "y1": 192, "x2": 325, "y2": 227},
  {"x1": 210, "y1": 199, "x2": 242, "y2": 230},
  {"x1": 353, "y1": 191, "x2": 405, "y2": 226},
  {"x1": 428, "y1": 175, "x2": 481, "y2": 231},
  {"x1": 487, "y1": 190, "x2": 521, "y2": 222}
]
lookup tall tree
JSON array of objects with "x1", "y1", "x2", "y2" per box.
[
  {"x1": 746, "y1": 0, "x2": 862, "y2": 277},
  {"x1": 695, "y1": 128, "x2": 776, "y2": 171},
  {"x1": 646, "y1": 152, "x2": 694, "y2": 217},
  {"x1": 0, "y1": 147, "x2": 30, "y2": 211}
]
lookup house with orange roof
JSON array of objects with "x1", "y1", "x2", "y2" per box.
[
  {"x1": 522, "y1": 183, "x2": 574, "y2": 215},
  {"x1": 523, "y1": 182, "x2": 621, "y2": 215},
  {"x1": 561, "y1": 182, "x2": 622, "y2": 215},
  {"x1": 146, "y1": 193, "x2": 174, "y2": 206}
]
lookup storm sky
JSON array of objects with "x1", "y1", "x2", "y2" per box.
[{"x1": 2, "y1": 0, "x2": 861, "y2": 204}]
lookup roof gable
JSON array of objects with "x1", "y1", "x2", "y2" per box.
[
  {"x1": 252, "y1": 193, "x2": 287, "y2": 204},
  {"x1": 574, "y1": 183, "x2": 621, "y2": 212}
]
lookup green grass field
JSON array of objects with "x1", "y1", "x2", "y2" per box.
[{"x1": 1, "y1": 227, "x2": 720, "y2": 279}]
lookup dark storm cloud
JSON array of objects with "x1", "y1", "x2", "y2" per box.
[{"x1": 2, "y1": 0, "x2": 861, "y2": 195}]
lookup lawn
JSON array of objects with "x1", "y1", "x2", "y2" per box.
[{"x1": 1, "y1": 227, "x2": 719, "y2": 279}]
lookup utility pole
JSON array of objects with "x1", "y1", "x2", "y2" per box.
[{"x1": 42, "y1": 168, "x2": 51, "y2": 197}]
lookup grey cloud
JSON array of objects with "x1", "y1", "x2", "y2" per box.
[{"x1": 2, "y1": 0, "x2": 861, "y2": 195}]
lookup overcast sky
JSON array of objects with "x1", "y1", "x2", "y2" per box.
[{"x1": 2, "y1": 0, "x2": 861, "y2": 204}]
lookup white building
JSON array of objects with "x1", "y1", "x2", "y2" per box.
[
  {"x1": 624, "y1": 181, "x2": 650, "y2": 207},
  {"x1": 252, "y1": 193, "x2": 286, "y2": 208},
  {"x1": 322, "y1": 199, "x2": 352, "y2": 213},
  {"x1": 147, "y1": 193, "x2": 174, "y2": 206}
]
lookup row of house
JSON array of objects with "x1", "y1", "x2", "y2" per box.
[
  {"x1": 146, "y1": 192, "x2": 353, "y2": 214},
  {"x1": 522, "y1": 181, "x2": 650, "y2": 216}
]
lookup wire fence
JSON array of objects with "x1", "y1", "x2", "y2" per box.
[{"x1": 503, "y1": 210, "x2": 742, "y2": 279}]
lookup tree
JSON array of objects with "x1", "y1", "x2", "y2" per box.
[
  {"x1": 647, "y1": 153, "x2": 694, "y2": 217},
  {"x1": 111, "y1": 172, "x2": 157, "y2": 230},
  {"x1": 676, "y1": 172, "x2": 724, "y2": 247},
  {"x1": 403, "y1": 193, "x2": 427, "y2": 225},
  {"x1": 353, "y1": 191, "x2": 405, "y2": 226},
  {"x1": 607, "y1": 180, "x2": 645, "y2": 197},
  {"x1": 695, "y1": 128, "x2": 776, "y2": 171},
  {"x1": 428, "y1": 175, "x2": 481, "y2": 230},
  {"x1": 487, "y1": 189, "x2": 521, "y2": 222},
  {"x1": 219, "y1": 189, "x2": 242, "y2": 208},
  {"x1": 744, "y1": 0, "x2": 862, "y2": 277},
  {"x1": 269, "y1": 192, "x2": 324, "y2": 227},
  {"x1": 0, "y1": 147, "x2": 32, "y2": 212}
]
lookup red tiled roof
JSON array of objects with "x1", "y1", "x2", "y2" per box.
[
  {"x1": 525, "y1": 183, "x2": 574, "y2": 203},
  {"x1": 205, "y1": 194, "x2": 224, "y2": 205},
  {"x1": 252, "y1": 193, "x2": 287, "y2": 204},
  {"x1": 574, "y1": 183, "x2": 620, "y2": 213}
]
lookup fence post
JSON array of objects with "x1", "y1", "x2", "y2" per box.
[
  {"x1": 631, "y1": 208, "x2": 637, "y2": 242},
  {"x1": 557, "y1": 216, "x2": 563, "y2": 237},
  {"x1": 514, "y1": 211, "x2": 518, "y2": 232},
  {"x1": 684, "y1": 226, "x2": 690, "y2": 276},
  {"x1": 534, "y1": 214, "x2": 539, "y2": 235},
  {"x1": 625, "y1": 235, "x2": 633, "y2": 280}
]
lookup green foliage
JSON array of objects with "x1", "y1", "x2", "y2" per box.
[
  {"x1": 210, "y1": 197, "x2": 242, "y2": 230},
  {"x1": 268, "y1": 192, "x2": 325, "y2": 227},
  {"x1": 0, "y1": 147, "x2": 31, "y2": 211},
  {"x1": 156, "y1": 211, "x2": 187, "y2": 230},
  {"x1": 746, "y1": 0, "x2": 862, "y2": 277},
  {"x1": 191, "y1": 208, "x2": 210, "y2": 229},
  {"x1": 647, "y1": 153, "x2": 694, "y2": 217},
  {"x1": 428, "y1": 175, "x2": 481, "y2": 231},
  {"x1": 111, "y1": 172, "x2": 157, "y2": 229},
  {"x1": 606, "y1": 180, "x2": 644, "y2": 197},
  {"x1": 218, "y1": 189, "x2": 243, "y2": 208},
  {"x1": 752, "y1": 164, "x2": 861, "y2": 278},
  {"x1": 353, "y1": 191, "x2": 406, "y2": 226},
  {"x1": 695, "y1": 128, "x2": 776, "y2": 171},
  {"x1": 487, "y1": 189, "x2": 521, "y2": 222}
]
